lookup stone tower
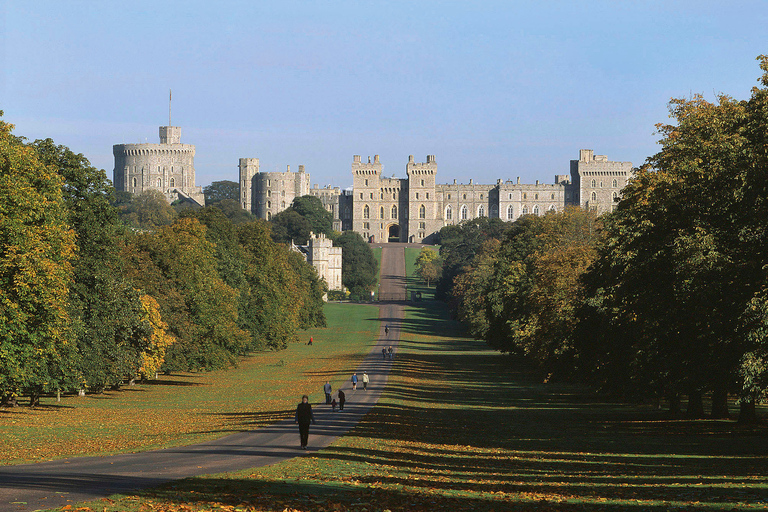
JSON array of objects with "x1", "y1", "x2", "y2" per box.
[
  {"x1": 113, "y1": 125, "x2": 205, "y2": 206},
  {"x1": 406, "y1": 155, "x2": 438, "y2": 243}
]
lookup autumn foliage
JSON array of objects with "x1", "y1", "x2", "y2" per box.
[{"x1": 0, "y1": 114, "x2": 327, "y2": 403}]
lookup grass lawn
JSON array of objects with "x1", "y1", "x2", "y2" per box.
[
  {"x1": 61, "y1": 299, "x2": 768, "y2": 512},
  {"x1": 0, "y1": 303, "x2": 380, "y2": 465}
]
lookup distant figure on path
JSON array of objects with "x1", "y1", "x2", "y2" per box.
[
  {"x1": 382, "y1": 348, "x2": 387, "y2": 359},
  {"x1": 338, "y1": 389, "x2": 346, "y2": 410},
  {"x1": 388, "y1": 346, "x2": 393, "y2": 360},
  {"x1": 324, "y1": 381, "x2": 332, "y2": 404},
  {"x1": 331, "y1": 398, "x2": 337, "y2": 412},
  {"x1": 308, "y1": 336, "x2": 313, "y2": 345},
  {"x1": 385, "y1": 325, "x2": 389, "y2": 335},
  {"x1": 351, "y1": 372, "x2": 358, "y2": 390},
  {"x1": 294, "y1": 395, "x2": 315, "y2": 449},
  {"x1": 362, "y1": 372, "x2": 369, "y2": 390}
]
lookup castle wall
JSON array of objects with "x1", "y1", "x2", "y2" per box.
[{"x1": 571, "y1": 149, "x2": 633, "y2": 215}]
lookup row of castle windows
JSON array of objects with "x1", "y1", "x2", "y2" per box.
[
  {"x1": 590, "y1": 179, "x2": 620, "y2": 188},
  {"x1": 589, "y1": 191, "x2": 619, "y2": 201},
  {"x1": 131, "y1": 177, "x2": 188, "y2": 188}
]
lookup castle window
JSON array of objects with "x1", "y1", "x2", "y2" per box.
[
  {"x1": 393, "y1": 193, "x2": 396, "y2": 200},
  {"x1": 344, "y1": 207, "x2": 351, "y2": 219},
  {"x1": 392, "y1": 205, "x2": 397, "y2": 218},
  {"x1": 170, "y1": 177, "x2": 175, "y2": 187},
  {"x1": 463, "y1": 194, "x2": 467, "y2": 200},
  {"x1": 507, "y1": 205, "x2": 514, "y2": 219},
  {"x1": 523, "y1": 193, "x2": 527, "y2": 199},
  {"x1": 509, "y1": 193, "x2": 512, "y2": 200},
  {"x1": 446, "y1": 205, "x2": 452, "y2": 220},
  {"x1": 281, "y1": 201, "x2": 285, "y2": 208},
  {"x1": 364, "y1": 205, "x2": 370, "y2": 219},
  {"x1": 591, "y1": 179, "x2": 596, "y2": 188},
  {"x1": 478, "y1": 205, "x2": 485, "y2": 217},
  {"x1": 380, "y1": 206, "x2": 385, "y2": 219},
  {"x1": 549, "y1": 205, "x2": 556, "y2": 212},
  {"x1": 551, "y1": 193, "x2": 555, "y2": 200},
  {"x1": 267, "y1": 201, "x2": 271, "y2": 208},
  {"x1": 491, "y1": 205, "x2": 498, "y2": 217},
  {"x1": 157, "y1": 178, "x2": 162, "y2": 187},
  {"x1": 419, "y1": 222, "x2": 426, "y2": 229},
  {"x1": 600, "y1": 181, "x2": 604, "y2": 187},
  {"x1": 461, "y1": 205, "x2": 468, "y2": 220},
  {"x1": 267, "y1": 180, "x2": 270, "y2": 186},
  {"x1": 282, "y1": 190, "x2": 285, "y2": 197},
  {"x1": 421, "y1": 179, "x2": 425, "y2": 186},
  {"x1": 480, "y1": 194, "x2": 484, "y2": 200},
  {"x1": 267, "y1": 212, "x2": 272, "y2": 220},
  {"x1": 132, "y1": 177, "x2": 137, "y2": 187},
  {"x1": 364, "y1": 222, "x2": 370, "y2": 229},
  {"x1": 268, "y1": 190, "x2": 271, "y2": 197},
  {"x1": 426, "y1": 193, "x2": 429, "y2": 199},
  {"x1": 591, "y1": 192, "x2": 597, "y2": 201},
  {"x1": 419, "y1": 204, "x2": 426, "y2": 219},
  {"x1": 612, "y1": 179, "x2": 618, "y2": 188},
  {"x1": 534, "y1": 193, "x2": 539, "y2": 200},
  {"x1": 370, "y1": 193, "x2": 373, "y2": 199},
  {"x1": 416, "y1": 193, "x2": 419, "y2": 199},
  {"x1": 612, "y1": 191, "x2": 618, "y2": 200},
  {"x1": 448, "y1": 193, "x2": 451, "y2": 200},
  {"x1": 522, "y1": 206, "x2": 529, "y2": 215},
  {"x1": 360, "y1": 193, "x2": 363, "y2": 199},
  {"x1": 365, "y1": 179, "x2": 368, "y2": 186}
]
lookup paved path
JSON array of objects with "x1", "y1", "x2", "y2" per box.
[{"x1": 0, "y1": 246, "x2": 407, "y2": 512}]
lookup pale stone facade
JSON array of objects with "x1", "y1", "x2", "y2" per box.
[
  {"x1": 240, "y1": 149, "x2": 632, "y2": 243},
  {"x1": 113, "y1": 126, "x2": 205, "y2": 206},
  {"x1": 291, "y1": 232, "x2": 343, "y2": 300},
  {"x1": 239, "y1": 159, "x2": 311, "y2": 220}
]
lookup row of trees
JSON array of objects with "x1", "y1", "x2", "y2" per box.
[
  {"x1": 440, "y1": 56, "x2": 768, "y2": 422},
  {"x1": 0, "y1": 118, "x2": 326, "y2": 405}
]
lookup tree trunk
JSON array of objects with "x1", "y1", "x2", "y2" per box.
[
  {"x1": 710, "y1": 387, "x2": 730, "y2": 419},
  {"x1": 1, "y1": 395, "x2": 18, "y2": 407},
  {"x1": 686, "y1": 389, "x2": 705, "y2": 419},
  {"x1": 737, "y1": 400, "x2": 759, "y2": 424},
  {"x1": 668, "y1": 394, "x2": 682, "y2": 418},
  {"x1": 29, "y1": 392, "x2": 40, "y2": 407}
]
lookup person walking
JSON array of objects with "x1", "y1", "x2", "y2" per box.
[
  {"x1": 294, "y1": 395, "x2": 315, "y2": 449},
  {"x1": 382, "y1": 348, "x2": 387, "y2": 359},
  {"x1": 338, "y1": 389, "x2": 346, "y2": 411},
  {"x1": 323, "y1": 381, "x2": 332, "y2": 404},
  {"x1": 385, "y1": 325, "x2": 389, "y2": 335},
  {"x1": 388, "y1": 346, "x2": 394, "y2": 360},
  {"x1": 351, "y1": 372, "x2": 358, "y2": 390},
  {"x1": 362, "y1": 372, "x2": 369, "y2": 390}
]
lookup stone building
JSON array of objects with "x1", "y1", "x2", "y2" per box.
[
  {"x1": 239, "y1": 149, "x2": 632, "y2": 243},
  {"x1": 239, "y1": 159, "x2": 311, "y2": 220},
  {"x1": 291, "y1": 232, "x2": 343, "y2": 299},
  {"x1": 113, "y1": 125, "x2": 205, "y2": 206}
]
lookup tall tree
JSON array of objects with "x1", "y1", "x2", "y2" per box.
[
  {"x1": 204, "y1": 180, "x2": 240, "y2": 205},
  {"x1": 0, "y1": 118, "x2": 77, "y2": 405},
  {"x1": 332, "y1": 231, "x2": 378, "y2": 299}
]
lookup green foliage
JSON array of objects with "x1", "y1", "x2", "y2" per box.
[
  {"x1": 435, "y1": 217, "x2": 507, "y2": 300},
  {"x1": 269, "y1": 195, "x2": 333, "y2": 245},
  {"x1": 332, "y1": 231, "x2": 378, "y2": 299},
  {"x1": 0, "y1": 119, "x2": 77, "y2": 404},
  {"x1": 214, "y1": 198, "x2": 254, "y2": 224},
  {"x1": 203, "y1": 180, "x2": 240, "y2": 205},
  {"x1": 121, "y1": 189, "x2": 178, "y2": 229},
  {"x1": 414, "y1": 247, "x2": 441, "y2": 287}
]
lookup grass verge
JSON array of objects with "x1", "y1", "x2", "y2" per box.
[
  {"x1": 0, "y1": 303, "x2": 380, "y2": 465},
  {"x1": 62, "y1": 300, "x2": 768, "y2": 512}
]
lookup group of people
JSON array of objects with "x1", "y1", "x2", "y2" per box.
[{"x1": 296, "y1": 324, "x2": 395, "y2": 449}]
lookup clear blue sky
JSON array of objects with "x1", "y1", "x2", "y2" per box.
[{"x1": 2, "y1": 1, "x2": 766, "y2": 189}]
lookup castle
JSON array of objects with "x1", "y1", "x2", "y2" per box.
[
  {"x1": 291, "y1": 232, "x2": 343, "y2": 297},
  {"x1": 113, "y1": 125, "x2": 206, "y2": 206},
  {"x1": 239, "y1": 149, "x2": 633, "y2": 243}
]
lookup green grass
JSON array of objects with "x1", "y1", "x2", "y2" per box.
[
  {"x1": 0, "y1": 303, "x2": 380, "y2": 465},
  {"x1": 64, "y1": 300, "x2": 768, "y2": 512}
]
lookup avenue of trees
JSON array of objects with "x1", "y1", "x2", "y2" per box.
[
  {"x1": 440, "y1": 56, "x2": 768, "y2": 422},
  {"x1": 0, "y1": 117, "x2": 326, "y2": 405}
]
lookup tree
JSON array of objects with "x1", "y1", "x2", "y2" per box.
[
  {"x1": 215, "y1": 198, "x2": 254, "y2": 224},
  {"x1": 332, "y1": 231, "x2": 378, "y2": 299},
  {"x1": 415, "y1": 247, "x2": 441, "y2": 287},
  {"x1": 0, "y1": 117, "x2": 77, "y2": 405},
  {"x1": 204, "y1": 180, "x2": 240, "y2": 205},
  {"x1": 291, "y1": 195, "x2": 333, "y2": 236},
  {"x1": 122, "y1": 189, "x2": 177, "y2": 229},
  {"x1": 271, "y1": 209, "x2": 312, "y2": 245}
]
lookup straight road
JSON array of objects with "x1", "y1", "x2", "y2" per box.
[{"x1": 0, "y1": 245, "x2": 407, "y2": 512}]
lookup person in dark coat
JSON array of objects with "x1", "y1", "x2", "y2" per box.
[
  {"x1": 294, "y1": 395, "x2": 316, "y2": 449},
  {"x1": 338, "y1": 389, "x2": 346, "y2": 410}
]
